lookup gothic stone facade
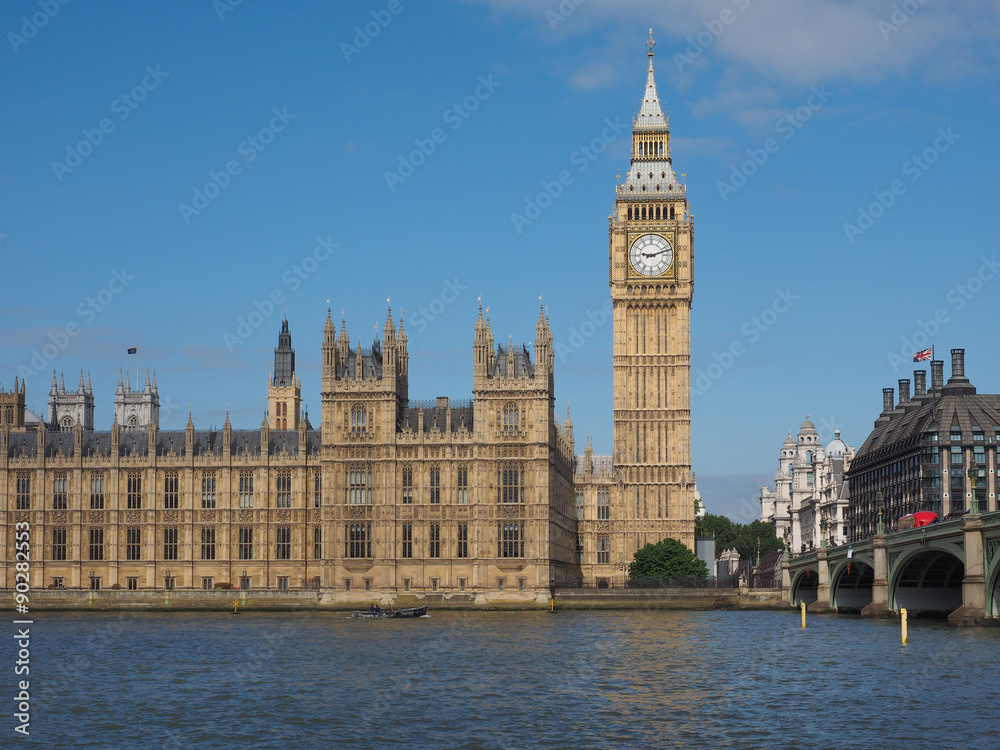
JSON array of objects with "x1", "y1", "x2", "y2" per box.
[
  {"x1": 574, "y1": 35, "x2": 696, "y2": 586},
  {"x1": 0, "y1": 307, "x2": 578, "y2": 595},
  {"x1": 2, "y1": 37, "x2": 693, "y2": 595}
]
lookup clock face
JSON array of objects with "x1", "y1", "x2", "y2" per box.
[{"x1": 629, "y1": 234, "x2": 673, "y2": 277}]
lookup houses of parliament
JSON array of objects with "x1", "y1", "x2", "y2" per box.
[{"x1": 1, "y1": 37, "x2": 695, "y2": 597}]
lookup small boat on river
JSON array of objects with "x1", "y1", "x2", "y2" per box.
[{"x1": 351, "y1": 605, "x2": 428, "y2": 619}]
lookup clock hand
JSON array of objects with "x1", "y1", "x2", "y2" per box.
[{"x1": 642, "y1": 250, "x2": 668, "y2": 258}]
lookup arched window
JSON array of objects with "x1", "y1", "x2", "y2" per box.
[
  {"x1": 346, "y1": 465, "x2": 372, "y2": 504},
  {"x1": 655, "y1": 206, "x2": 661, "y2": 220},
  {"x1": 126, "y1": 415, "x2": 138, "y2": 428},
  {"x1": 670, "y1": 206, "x2": 675, "y2": 219},
  {"x1": 503, "y1": 403, "x2": 519, "y2": 434},
  {"x1": 61, "y1": 416, "x2": 74, "y2": 430},
  {"x1": 627, "y1": 206, "x2": 632, "y2": 220},
  {"x1": 351, "y1": 404, "x2": 367, "y2": 434},
  {"x1": 806, "y1": 450, "x2": 813, "y2": 464}
]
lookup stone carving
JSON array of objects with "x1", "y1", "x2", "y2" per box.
[
  {"x1": 163, "y1": 510, "x2": 178, "y2": 522},
  {"x1": 15, "y1": 512, "x2": 29, "y2": 524},
  {"x1": 201, "y1": 510, "x2": 215, "y2": 523},
  {"x1": 276, "y1": 509, "x2": 292, "y2": 521},
  {"x1": 239, "y1": 510, "x2": 254, "y2": 522},
  {"x1": 89, "y1": 511, "x2": 104, "y2": 524},
  {"x1": 596, "y1": 521, "x2": 610, "y2": 531},
  {"x1": 52, "y1": 511, "x2": 67, "y2": 524},
  {"x1": 500, "y1": 505, "x2": 524, "y2": 519},
  {"x1": 125, "y1": 510, "x2": 141, "y2": 523},
  {"x1": 349, "y1": 506, "x2": 369, "y2": 519}
]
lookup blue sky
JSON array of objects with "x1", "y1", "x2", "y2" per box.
[{"x1": 2, "y1": 0, "x2": 999, "y2": 520}]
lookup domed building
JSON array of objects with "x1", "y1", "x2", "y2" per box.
[{"x1": 760, "y1": 416, "x2": 854, "y2": 554}]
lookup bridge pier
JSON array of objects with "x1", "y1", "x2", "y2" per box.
[
  {"x1": 780, "y1": 558, "x2": 791, "y2": 605},
  {"x1": 861, "y1": 534, "x2": 891, "y2": 618},
  {"x1": 807, "y1": 549, "x2": 832, "y2": 613},
  {"x1": 949, "y1": 515, "x2": 988, "y2": 627}
]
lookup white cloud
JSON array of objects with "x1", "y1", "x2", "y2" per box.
[{"x1": 462, "y1": 0, "x2": 1000, "y2": 99}]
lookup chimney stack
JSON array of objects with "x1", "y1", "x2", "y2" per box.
[
  {"x1": 898, "y1": 379, "x2": 910, "y2": 404},
  {"x1": 882, "y1": 388, "x2": 895, "y2": 413},
  {"x1": 914, "y1": 370, "x2": 927, "y2": 397},
  {"x1": 931, "y1": 360, "x2": 944, "y2": 391},
  {"x1": 951, "y1": 348, "x2": 965, "y2": 378}
]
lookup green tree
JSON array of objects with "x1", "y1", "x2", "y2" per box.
[
  {"x1": 695, "y1": 514, "x2": 784, "y2": 560},
  {"x1": 628, "y1": 537, "x2": 708, "y2": 580},
  {"x1": 695, "y1": 513, "x2": 739, "y2": 553},
  {"x1": 734, "y1": 520, "x2": 782, "y2": 560}
]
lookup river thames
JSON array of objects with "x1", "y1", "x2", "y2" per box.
[{"x1": 9, "y1": 609, "x2": 999, "y2": 749}]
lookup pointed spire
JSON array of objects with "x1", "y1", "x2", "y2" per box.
[
  {"x1": 50, "y1": 370, "x2": 58, "y2": 394},
  {"x1": 223, "y1": 408, "x2": 232, "y2": 430},
  {"x1": 117, "y1": 369, "x2": 124, "y2": 393},
  {"x1": 186, "y1": 408, "x2": 194, "y2": 430},
  {"x1": 398, "y1": 312, "x2": 407, "y2": 343},
  {"x1": 151, "y1": 371, "x2": 157, "y2": 393},
  {"x1": 78, "y1": 369, "x2": 85, "y2": 392},
  {"x1": 59, "y1": 372, "x2": 65, "y2": 393},
  {"x1": 125, "y1": 371, "x2": 132, "y2": 393},
  {"x1": 144, "y1": 369, "x2": 151, "y2": 392},
  {"x1": 637, "y1": 29, "x2": 666, "y2": 128},
  {"x1": 324, "y1": 306, "x2": 335, "y2": 339},
  {"x1": 86, "y1": 371, "x2": 93, "y2": 395},
  {"x1": 384, "y1": 300, "x2": 396, "y2": 338}
]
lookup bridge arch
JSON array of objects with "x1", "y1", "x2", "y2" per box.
[
  {"x1": 831, "y1": 558, "x2": 874, "y2": 612},
  {"x1": 889, "y1": 546, "x2": 964, "y2": 615},
  {"x1": 987, "y1": 544, "x2": 1000, "y2": 618},
  {"x1": 790, "y1": 567, "x2": 818, "y2": 606}
]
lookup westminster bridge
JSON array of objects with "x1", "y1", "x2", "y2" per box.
[{"x1": 783, "y1": 510, "x2": 1000, "y2": 626}]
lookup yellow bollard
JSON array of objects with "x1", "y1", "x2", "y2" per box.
[
  {"x1": 901, "y1": 608, "x2": 908, "y2": 644},
  {"x1": 801, "y1": 601, "x2": 806, "y2": 628}
]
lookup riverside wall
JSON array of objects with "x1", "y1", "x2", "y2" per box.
[{"x1": 5, "y1": 587, "x2": 785, "y2": 612}]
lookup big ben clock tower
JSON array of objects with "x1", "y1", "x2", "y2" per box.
[{"x1": 610, "y1": 31, "x2": 695, "y2": 553}]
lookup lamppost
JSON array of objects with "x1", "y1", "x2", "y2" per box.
[
  {"x1": 968, "y1": 458, "x2": 980, "y2": 515},
  {"x1": 876, "y1": 491, "x2": 885, "y2": 535},
  {"x1": 820, "y1": 519, "x2": 828, "y2": 550}
]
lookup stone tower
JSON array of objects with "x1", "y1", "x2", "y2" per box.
[
  {"x1": 114, "y1": 369, "x2": 159, "y2": 430},
  {"x1": 0, "y1": 377, "x2": 27, "y2": 431},
  {"x1": 609, "y1": 31, "x2": 695, "y2": 552},
  {"x1": 268, "y1": 317, "x2": 301, "y2": 430},
  {"x1": 49, "y1": 370, "x2": 95, "y2": 430}
]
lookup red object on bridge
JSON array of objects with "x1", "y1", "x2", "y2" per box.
[{"x1": 897, "y1": 511, "x2": 937, "y2": 531}]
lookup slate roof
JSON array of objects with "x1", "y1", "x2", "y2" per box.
[
  {"x1": 6, "y1": 429, "x2": 322, "y2": 458},
  {"x1": 850, "y1": 379, "x2": 1000, "y2": 471}
]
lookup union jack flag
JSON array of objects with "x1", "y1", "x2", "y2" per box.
[{"x1": 913, "y1": 348, "x2": 932, "y2": 362}]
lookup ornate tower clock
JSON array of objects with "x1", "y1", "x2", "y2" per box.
[{"x1": 610, "y1": 31, "x2": 695, "y2": 553}]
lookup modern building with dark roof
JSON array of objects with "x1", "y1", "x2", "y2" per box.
[{"x1": 847, "y1": 349, "x2": 1000, "y2": 541}]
